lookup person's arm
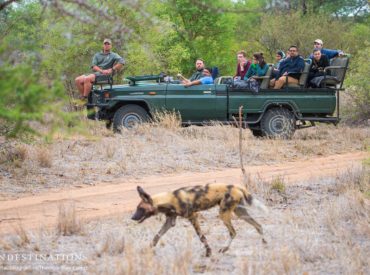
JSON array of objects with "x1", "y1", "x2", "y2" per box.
[
  {"x1": 243, "y1": 66, "x2": 253, "y2": 80},
  {"x1": 112, "y1": 63, "x2": 123, "y2": 73},
  {"x1": 177, "y1": 73, "x2": 190, "y2": 84},
  {"x1": 91, "y1": 54, "x2": 104, "y2": 73},
  {"x1": 289, "y1": 58, "x2": 305, "y2": 73},
  {"x1": 245, "y1": 60, "x2": 251, "y2": 72},
  {"x1": 112, "y1": 53, "x2": 125, "y2": 73},
  {"x1": 322, "y1": 48, "x2": 342, "y2": 59},
  {"x1": 184, "y1": 79, "x2": 201, "y2": 87},
  {"x1": 92, "y1": 65, "x2": 104, "y2": 73},
  {"x1": 257, "y1": 64, "x2": 269, "y2": 76}
]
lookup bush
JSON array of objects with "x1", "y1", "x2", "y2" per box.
[{"x1": 343, "y1": 43, "x2": 370, "y2": 124}]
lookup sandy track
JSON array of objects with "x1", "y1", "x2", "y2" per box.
[{"x1": 0, "y1": 151, "x2": 367, "y2": 235}]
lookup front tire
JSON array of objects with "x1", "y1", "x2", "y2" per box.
[
  {"x1": 261, "y1": 108, "x2": 296, "y2": 139},
  {"x1": 251, "y1": 129, "x2": 264, "y2": 137},
  {"x1": 113, "y1": 105, "x2": 149, "y2": 132}
]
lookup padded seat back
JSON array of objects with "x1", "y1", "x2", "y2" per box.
[
  {"x1": 299, "y1": 62, "x2": 311, "y2": 87},
  {"x1": 329, "y1": 57, "x2": 349, "y2": 85},
  {"x1": 215, "y1": 76, "x2": 233, "y2": 85},
  {"x1": 287, "y1": 62, "x2": 311, "y2": 88},
  {"x1": 94, "y1": 74, "x2": 113, "y2": 85},
  {"x1": 260, "y1": 66, "x2": 272, "y2": 89}
]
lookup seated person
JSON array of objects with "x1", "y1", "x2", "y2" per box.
[
  {"x1": 308, "y1": 49, "x2": 330, "y2": 88},
  {"x1": 309, "y1": 39, "x2": 344, "y2": 60},
  {"x1": 270, "y1": 45, "x2": 305, "y2": 89},
  {"x1": 75, "y1": 38, "x2": 124, "y2": 102},
  {"x1": 178, "y1": 59, "x2": 205, "y2": 84},
  {"x1": 234, "y1": 50, "x2": 251, "y2": 80},
  {"x1": 233, "y1": 53, "x2": 268, "y2": 93},
  {"x1": 274, "y1": 50, "x2": 286, "y2": 70},
  {"x1": 244, "y1": 52, "x2": 269, "y2": 80},
  {"x1": 272, "y1": 50, "x2": 286, "y2": 79},
  {"x1": 183, "y1": 67, "x2": 214, "y2": 87}
]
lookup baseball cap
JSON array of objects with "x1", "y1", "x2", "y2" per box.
[
  {"x1": 103, "y1": 38, "x2": 112, "y2": 44},
  {"x1": 314, "y1": 39, "x2": 323, "y2": 45}
]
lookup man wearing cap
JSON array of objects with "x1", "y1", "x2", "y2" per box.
[
  {"x1": 75, "y1": 38, "x2": 125, "y2": 101},
  {"x1": 310, "y1": 39, "x2": 344, "y2": 60}
]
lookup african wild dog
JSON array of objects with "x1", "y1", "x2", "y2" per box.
[{"x1": 131, "y1": 183, "x2": 267, "y2": 257}]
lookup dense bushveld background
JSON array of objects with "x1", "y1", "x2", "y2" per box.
[{"x1": 0, "y1": 0, "x2": 369, "y2": 139}]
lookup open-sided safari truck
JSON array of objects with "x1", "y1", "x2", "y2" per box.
[{"x1": 86, "y1": 57, "x2": 349, "y2": 139}]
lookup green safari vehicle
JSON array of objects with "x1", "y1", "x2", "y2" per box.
[{"x1": 86, "y1": 57, "x2": 349, "y2": 139}]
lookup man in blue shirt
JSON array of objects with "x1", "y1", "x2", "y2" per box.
[
  {"x1": 270, "y1": 45, "x2": 305, "y2": 89},
  {"x1": 183, "y1": 67, "x2": 214, "y2": 87},
  {"x1": 310, "y1": 39, "x2": 344, "y2": 60}
]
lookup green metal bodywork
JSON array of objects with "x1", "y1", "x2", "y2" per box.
[{"x1": 90, "y1": 81, "x2": 338, "y2": 125}]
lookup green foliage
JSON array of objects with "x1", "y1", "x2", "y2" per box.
[
  {"x1": 153, "y1": 0, "x2": 237, "y2": 75},
  {"x1": 343, "y1": 42, "x2": 370, "y2": 123},
  {"x1": 256, "y1": 12, "x2": 352, "y2": 59},
  {"x1": 0, "y1": 64, "x2": 63, "y2": 138},
  {"x1": 0, "y1": 0, "x2": 369, "y2": 139}
]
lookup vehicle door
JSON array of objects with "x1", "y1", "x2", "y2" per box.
[{"x1": 165, "y1": 84, "x2": 227, "y2": 122}]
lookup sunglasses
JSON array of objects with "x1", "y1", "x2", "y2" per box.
[
  {"x1": 314, "y1": 42, "x2": 321, "y2": 45},
  {"x1": 104, "y1": 42, "x2": 111, "y2": 45}
]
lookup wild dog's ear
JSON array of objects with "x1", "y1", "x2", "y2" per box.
[{"x1": 137, "y1": 186, "x2": 153, "y2": 204}]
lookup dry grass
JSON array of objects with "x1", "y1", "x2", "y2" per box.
[
  {"x1": 12, "y1": 220, "x2": 30, "y2": 247},
  {"x1": 35, "y1": 145, "x2": 53, "y2": 168},
  {"x1": 95, "y1": 231, "x2": 125, "y2": 257},
  {"x1": 0, "y1": 143, "x2": 28, "y2": 167},
  {"x1": 151, "y1": 109, "x2": 182, "y2": 129},
  {"x1": 56, "y1": 202, "x2": 84, "y2": 236}
]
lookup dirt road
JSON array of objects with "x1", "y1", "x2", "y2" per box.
[{"x1": 0, "y1": 151, "x2": 367, "y2": 235}]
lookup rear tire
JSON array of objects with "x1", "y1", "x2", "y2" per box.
[
  {"x1": 113, "y1": 105, "x2": 149, "y2": 132},
  {"x1": 261, "y1": 108, "x2": 296, "y2": 139}
]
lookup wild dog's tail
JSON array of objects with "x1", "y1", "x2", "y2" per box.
[
  {"x1": 242, "y1": 189, "x2": 269, "y2": 213},
  {"x1": 251, "y1": 197, "x2": 269, "y2": 213}
]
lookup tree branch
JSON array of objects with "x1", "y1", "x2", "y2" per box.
[{"x1": 0, "y1": 0, "x2": 19, "y2": 11}]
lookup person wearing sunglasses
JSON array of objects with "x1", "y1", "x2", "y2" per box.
[
  {"x1": 310, "y1": 39, "x2": 344, "y2": 60},
  {"x1": 75, "y1": 38, "x2": 125, "y2": 102}
]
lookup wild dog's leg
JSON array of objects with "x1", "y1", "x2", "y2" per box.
[
  {"x1": 219, "y1": 193, "x2": 237, "y2": 253},
  {"x1": 218, "y1": 210, "x2": 236, "y2": 253},
  {"x1": 234, "y1": 206, "x2": 266, "y2": 243},
  {"x1": 188, "y1": 213, "x2": 212, "y2": 257},
  {"x1": 152, "y1": 215, "x2": 176, "y2": 247}
]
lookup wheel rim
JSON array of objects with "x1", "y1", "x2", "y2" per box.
[
  {"x1": 268, "y1": 115, "x2": 292, "y2": 135},
  {"x1": 122, "y1": 113, "x2": 142, "y2": 129}
]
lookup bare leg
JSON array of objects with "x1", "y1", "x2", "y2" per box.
[
  {"x1": 83, "y1": 74, "x2": 96, "y2": 97},
  {"x1": 188, "y1": 213, "x2": 212, "y2": 257},
  {"x1": 269, "y1": 78, "x2": 276, "y2": 88},
  {"x1": 75, "y1": 75, "x2": 85, "y2": 96},
  {"x1": 234, "y1": 205, "x2": 266, "y2": 243},
  {"x1": 151, "y1": 215, "x2": 176, "y2": 247}
]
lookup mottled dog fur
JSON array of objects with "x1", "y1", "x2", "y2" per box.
[{"x1": 132, "y1": 183, "x2": 267, "y2": 256}]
